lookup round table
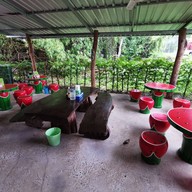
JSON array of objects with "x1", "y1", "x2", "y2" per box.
[
  {"x1": 167, "y1": 108, "x2": 192, "y2": 164},
  {"x1": 0, "y1": 84, "x2": 18, "y2": 110},
  {"x1": 145, "y1": 82, "x2": 176, "y2": 108},
  {"x1": 27, "y1": 75, "x2": 47, "y2": 94}
]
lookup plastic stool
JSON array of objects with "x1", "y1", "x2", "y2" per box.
[
  {"x1": 49, "y1": 83, "x2": 59, "y2": 94},
  {"x1": 139, "y1": 130, "x2": 168, "y2": 165},
  {"x1": 34, "y1": 80, "x2": 43, "y2": 94},
  {"x1": 173, "y1": 98, "x2": 190, "y2": 108},
  {"x1": 13, "y1": 90, "x2": 27, "y2": 101},
  {"x1": 139, "y1": 96, "x2": 154, "y2": 114},
  {"x1": 149, "y1": 113, "x2": 170, "y2": 134},
  {"x1": 43, "y1": 86, "x2": 50, "y2": 94},
  {"x1": 21, "y1": 86, "x2": 34, "y2": 96},
  {"x1": 130, "y1": 89, "x2": 142, "y2": 102},
  {"x1": 18, "y1": 83, "x2": 28, "y2": 90},
  {"x1": 17, "y1": 95, "x2": 32, "y2": 109},
  {"x1": 0, "y1": 92, "x2": 11, "y2": 110}
]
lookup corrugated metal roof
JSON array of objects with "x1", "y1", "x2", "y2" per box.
[{"x1": 0, "y1": 0, "x2": 192, "y2": 38}]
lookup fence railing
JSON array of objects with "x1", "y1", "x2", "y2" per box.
[{"x1": 12, "y1": 59, "x2": 192, "y2": 99}]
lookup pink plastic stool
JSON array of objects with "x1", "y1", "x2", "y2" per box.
[
  {"x1": 17, "y1": 95, "x2": 32, "y2": 109},
  {"x1": 13, "y1": 90, "x2": 27, "y2": 101},
  {"x1": 49, "y1": 83, "x2": 59, "y2": 94},
  {"x1": 149, "y1": 113, "x2": 170, "y2": 134},
  {"x1": 139, "y1": 96, "x2": 154, "y2": 114},
  {"x1": 130, "y1": 89, "x2": 142, "y2": 102},
  {"x1": 173, "y1": 98, "x2": 190, "y2": 108}
]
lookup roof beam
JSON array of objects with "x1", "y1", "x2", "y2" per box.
[
  {"x1": 62, "y1": 0, "x2": 93, "y2": 33},
  {"x1": 0, "y1": 0, "x2": 61, "y2": 34},
  {"x1": 179, "y1": 19, "x2": 192, "y2": 30},
  {"x1": 17, "y1": 30, "x2": 190, "y2": 39},
  {"x1": 1, "y1": 21, "x2": 184, "y2": 33}
]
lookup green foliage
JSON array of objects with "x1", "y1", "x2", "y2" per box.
[
  {"x1": 61, "y1": 38, "x2": 92, "y2": 58},
  {"x1": 122, "y1": 36, "x2": 157, "y2": 58},
  {"x1": 33, "y1": 39, "x2": 66, "y2": 62},
  {"x1": 0, "y1": 35, "x2": 26, "y2": 61}
]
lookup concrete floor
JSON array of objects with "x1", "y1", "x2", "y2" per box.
[{"x1": 0, "y1": 92, "x2": 192, "y2": 192}]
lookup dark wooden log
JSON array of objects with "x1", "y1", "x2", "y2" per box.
[
  {"x1": 76, "y1": 97, "x2": 92, "y2": 112},
  {"x1": 79, "y1": 92, "x2": 114, "y2": 140},
  {"x1": 91, "y1": 30, "x2": 98, "y2": 88},
  {"x1": 166, "y1": 28, "x2": 187, "y2": 99},
  {"x1": 10, "y1": 87, "x2": 99, "y2": 134}
]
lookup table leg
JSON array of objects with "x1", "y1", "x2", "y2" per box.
[
  {"x1": 152, "y1": 91, "x2": 164, "y2": 108},
  {"x1": 0, "y1": 92, "x2": 11, "y2": 111},
  {"x1": 178, "y1": 134, "x2": 192, "y2": 164},
  {"x1": 51, "y1": 112, "x2": 77, "y2": 134}
]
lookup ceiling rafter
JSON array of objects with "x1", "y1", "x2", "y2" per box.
[
  {"x1": 62, "y1": 0, "x2": 93, "y2": 33},
  {"x1": 0, "y1": 0, "x2": 61, "y2": 34},
  {"x1": 23, "y1": 30, "x2": 191, "y2": 39},
  {"x1": 1, "y1": 21, "x2": 184, "y2": 32}
]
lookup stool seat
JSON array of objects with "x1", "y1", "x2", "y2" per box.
[
  {"x1": 173, "y1": 98, "x2": 190, "y2": 108},
  {"x1": 139, "y1": 96, "x2": 154, "y2": 114},
  {"x1": 130, "y1": 89, "x2": 142, "y2": 102},
  {"x1": 139, "y1": 130, "x2": 168, "y2": 164},
  {"x1": 21, "y1": 86, "x2": 34, "y2": 96},
  {"x1": 149, "y1": 113, "x2": 170, "y2": 134},
  {"x1": 18, "y1": 83, "x2": 28, "y2": 90},
  {"x1": 13, "y1": 90, "x2": 27, "y2": 100},
  {"x1": 49, "y1": 83, "x2": 59, "y2": 93},
  {"x1": 17, "y1": 95, "x2": 32, "y2": 109}
]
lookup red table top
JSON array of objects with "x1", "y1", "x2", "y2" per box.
[
  {"x1": 167, "y1": 108, "x2": 192, "y2": 135},
  {"x1": 145, "y1": 82, "x2": 176, "y2": 92},
  {"x1": 0, "y1": 84, "x2": 18, "y2": 93}
]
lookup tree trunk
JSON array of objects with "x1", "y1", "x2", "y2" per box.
[
  {"x1": 26, "y1": 34, "x2": 37, "y2": 72},
  {"x1": 117, "y1": 37, "x2": 124, "y2": 58},
  {"x1": 166, "y1": 28, "x2": 187, "y2": 99},
  {"x1": 91, "y1": 30, "x2": 98, "y2": 88}
]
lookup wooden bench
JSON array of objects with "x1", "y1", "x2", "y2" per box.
[
  {"x1": 79, "y1": 92, "x2": 114, "y2": 140},
  {"x1": 10, "y1": 87, "x2": 99, "y2": 134}
]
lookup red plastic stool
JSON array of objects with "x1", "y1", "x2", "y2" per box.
[
  {"x1": 17, "y1": 95, "x2": 32, "y2": 109},
  {"x1": 173, "y1": 98, "x2": 190, "y2": 108},
  {"x1": 13, "y1": 90, "x2": 27, "y2": 101},
  {"x1": 139, "y1": 96, "x2": 154, "y2": 114},
  {"x1": 49, "y1": 83, "x2": 59, "y2": 94},
  {"x1": 21, "y1": 86, "x2": 34, "y2": 96},
  {"x1": 149, "y1": 113, "x2": 170, "y2": 134},
  {"x1": 18, "y1": 83, "x2": 28, "y2": 90},
  {"x1": 41, "y1": 80, "x2": 47, "y2": 86},
  {"x1": 130, "y1": 89, "x2": 142, "y2": 102},
  {"x1": 139, "y1": 130, "x2": 168, "y2": 165}
]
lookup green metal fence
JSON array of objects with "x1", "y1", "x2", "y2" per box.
[{"x1": 11, "y1": 59, "x2": 192, "y2": 99}]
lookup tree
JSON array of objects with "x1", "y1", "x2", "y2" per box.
[{"x1": 121, "y1": 36, "x2": 158, "y2": 59}]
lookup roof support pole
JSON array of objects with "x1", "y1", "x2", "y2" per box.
[
  {"x1": 91, "y1": 30, "x2": 98, "y2": 88},
  {"x1": 166, "y1": 28, "x2": 187, "y2": 99},
  {"x1": 26, "y1": 34, "x2": 37, "y2": 72}
]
